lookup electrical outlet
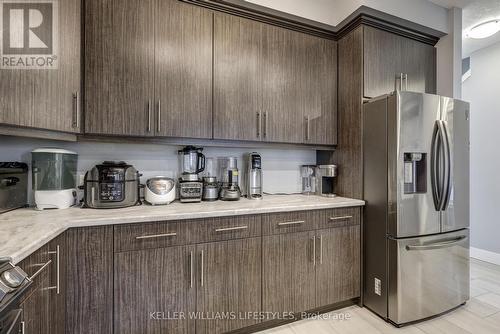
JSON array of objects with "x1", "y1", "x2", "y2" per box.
[{"x1": 374, "y1": 278, "x2": 381, "y2": 296}]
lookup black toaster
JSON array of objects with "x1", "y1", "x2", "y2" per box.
[{"x1": 0, "y1": 162, "x2": 28, "y2": 214}]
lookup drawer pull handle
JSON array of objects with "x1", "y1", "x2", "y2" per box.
[
  {"x1": 135, "y1": 232, "x2": 177, "y2": 240},
  {"x1": 277, "y1": 220, "x2": 305, "y2": 226},
  {"x1": 29, "y1": 260, "x2": 52, "y2": 281},
  {"x1": 329, "y1": 215, "x2": 353, "y2": 221},
  {"x1": 47, "y1": 245, "x2": 60, "y2": 294},
  {"x1": 215, "y1": 226, "x2": 248, "y2": 232}
]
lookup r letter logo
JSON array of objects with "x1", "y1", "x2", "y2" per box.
[{"x1": 0, "y1": 0, "x2": 58, "y2": 69}]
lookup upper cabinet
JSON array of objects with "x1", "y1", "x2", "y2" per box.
[
  {"x1": 0, "y1": 0, "x2": 81, "y2": 133},
  {"x1": 363, "y1": 26, "x2": 436, "y2": 98},
  {"x1": 85, "y1": 0, "x2": 155, "y2": 137},
  {"x1": 213, "y1": 13, "x2": 337, "y2": 145},
  {"x1": 85, "y1": 0, "x2": 212, "y2": 139},
  {"x1": 155, "y1": 0, "x2": 212, "y2": 139}
]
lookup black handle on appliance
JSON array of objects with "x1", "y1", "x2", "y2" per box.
[
  {"x1": 197, "y1": 153, "x2": 206, "y2": 174},
  {"x1": 430, "y1": 122, "x2": 441, "y2": 211},
  {"x1": 0, "y1": 176, "x2": 20, "y2": 187}
]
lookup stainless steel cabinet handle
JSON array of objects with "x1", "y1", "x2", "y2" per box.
[
  {"x1": 29, "y1": 260, "x2": 52, "y2": 281},
  {"x1": 398, "y1": 73, "x2": 404, "y2": 91},
  {"x1": 256, "y1": 112, "x2": 261, "y2": 138},
  {"x1": 20, "y1": 320, "x2": 25, "y2": 334},
  {"x1": 406, "y1": 236, "x2": 467, "y2": 251},
  {"x1": 404, "y1": 73, "x2": 408, "y2": 91},
  {"x1": 135, "y1": 232, "x2": 177, "y2": 240},
  {"x1": 263, "y1": 111, "x2": 268, "y2": 139},
  {"x1": 72, "y1": 92, "x2": 80, "y2": 129},
  {"x1": 200, "y1": 250, "x2": 204, "y2": 287},
  {"x1": 277, "y1": 220, "x2": 305, "y2": 226},
  {"x1": 189, "y1": 251, "x2": 194, "y2": 289},
  {"x1": 329, "y1": 215, "x2": 353, "y2": 221},
  {"x1": 147, "y1": 100, "x2": 152, "y2": 132},
  {"x1": 157, "y1": 100, "x2": 161, "y2": 133},
  {"x1": 312, "y1": 237, "x2": 316, "y2": 266},
  {"x1": 305, "y1": 116, "x2": 310, "y2": 141},
  {"x1": 47, "y1": 245, "x2": 60, "y2": 294},
  {"x1": 318, "y1": 235, "x2": 323, "y2": 265},
  {"x1": 215, "y1": 226, "x2": 248, "y2": 232}
]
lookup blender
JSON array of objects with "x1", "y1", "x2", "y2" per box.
[{"x1": 178, "y1": 146, "x2": 205, "y2": 203}]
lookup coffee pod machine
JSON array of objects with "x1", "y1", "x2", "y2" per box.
[
  {"x1": 218, "y1": 157, "x2": 241, "y2": 201},
  {"x1": 32, "y1": 148, "x2": 78, "y2": 210},
  {"x1": 178, "y1": 146, "x2": 205, "y2": 203},
  {"x1": 315, "y1": 165, "x2": 337, "y2": 197},
  {"x1": 244, "y1": 152, "x2": 263, "y2": 199}
]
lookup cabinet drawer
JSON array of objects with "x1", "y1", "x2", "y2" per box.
[
  {"x1": 317, "y1": 207, "x2": 360, "y2": 230},
  {"x1": 262, "y1": 211, "x2": 319, "y2": 235},
  {"x1": 185, "y1": 215, "x2": 261, "y2": 244},
  {"x1": 114, "y1": 221, "x2": 187, "y2": 252}
]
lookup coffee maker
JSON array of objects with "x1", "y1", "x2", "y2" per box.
[
  {"x1": 218, "y1": 157, "x2": 241, "y2": 201},
  {"x1": 315, "y1": 165, "x2": 337, "y2": 197},
  {"x1": 243, "y1": 152, "x2": 263, "y2": 200},
  {"x1": 178, "y1": 146, "x2": 205, "y2": 203}
]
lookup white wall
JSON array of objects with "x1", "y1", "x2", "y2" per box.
[
  {"x1": 436, "y1": 7, "x2": 463, "y2": 99},
  {"x1": 0, "y1": 136, "x2": 316, "y2": 203},
  {"x1": 462, "y1": 41, "x2": 500, "y2": 255}
]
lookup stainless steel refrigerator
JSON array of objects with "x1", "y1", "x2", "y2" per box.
[{"x1": 363, "y1": 91, "x2": 470, "y2": 326}]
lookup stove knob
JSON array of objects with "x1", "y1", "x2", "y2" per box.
[{"x1": 0, "y1": 268, "x2": 26, "y2": 288}]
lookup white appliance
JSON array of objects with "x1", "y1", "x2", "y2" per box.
[
  {"x1": 31, "y1": 148, "x2": 78, "y2": 210},
  {"x1": 145, "y1": 177, "x2": 176, "y2": 205}
]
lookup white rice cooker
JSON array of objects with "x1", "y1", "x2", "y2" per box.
[{"x1": 144, "y1": 177, "x2": 176, "y2": 205}]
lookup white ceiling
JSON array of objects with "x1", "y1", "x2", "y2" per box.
[
  {"x1": 430, "y1": 0, "x2": 500, "y2": 56},
  {"x1": 462, "y1": 0, "x2": 500, "y2": 56}
]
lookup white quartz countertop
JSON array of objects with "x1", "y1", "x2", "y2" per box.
[{"x1": 0, "y1": 195, "x2": 364, "y2": 264}]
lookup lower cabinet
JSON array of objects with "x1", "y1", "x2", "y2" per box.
[
  {"x1": 114, "y1": 245, "x2": 196, "y2": 334},
  {"x1": 315, "y1": 225, "x2": 360, "y2": 306},
  {"x1": 263, "y1": 231, "x2": 317, "y2": 314},
  {"x1": 196, "y1": 237, "x2": 262, "y2": 334},
  {"x1": 18, "y1": 207, "x2": 360, "y2": 334}
]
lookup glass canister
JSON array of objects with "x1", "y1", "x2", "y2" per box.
[{"x1": 300, "y1": 165, "x2": 316, "y2": 195}]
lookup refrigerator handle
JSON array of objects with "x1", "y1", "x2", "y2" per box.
[
  {"x1": 440, "y1": 121, "x2": 452, "y2": 210},
  {"x1": 438, "y1": 121, "x2": 451, "y2": 211},
  {"x1": 430, "y1": 122, "x2": 441, "y2": 211},
  {"x1": 405, "y1": 235, "x2": 467, "y2": 251}
]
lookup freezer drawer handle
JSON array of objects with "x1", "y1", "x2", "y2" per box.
[{"x1": 405, "y1": 235, "x2": 467, "y2": 251}]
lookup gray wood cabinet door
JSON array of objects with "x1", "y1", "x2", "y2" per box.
[
  {"x1": 33, "y1": 0, "x2": 81, "y2": 133},
  {"x1": 196, "y1": 237, "x2": 262, "y2": 334},
  {"x1": 262, "y1": 231, "x2": 316, "y2": 315},
  {"x1": 315, "y1": 225, "x2": 360, "y2": 307},
  {"x1": 303, "y1": 38, "x2": 337, "y2": 145},
  {"x1": 155, "y1": 0, "x2": 212, "y2": 139},
  {"x1": 363, "y1": 26, "x2": 436, "y2": 98},
  {"x1": 261, "y1": 25, "x2": 305, "y2": 144},
  {"x1": 114, "y1": 245, "x2": 196, "y2": 334},
  {"x1": 0, "y1": 71, "x2": 34, "y2": 128},
  {"x1": 213, "y1": 13, "x2": 264, "y2": 141},
  {"x1": 66, "y1": 227, "x2": 113, "y2": 334},
  {"x1": 85, "y1": 0, "x2": 155, "y2": 136},
  {"x1": 19, "y1": 245, "x2": 50, "y2": 334},
  {"x1": 48, "y1": 233, "x2": 67, "y2": 334}
]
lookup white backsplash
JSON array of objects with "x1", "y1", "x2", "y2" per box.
[{"x1": 0, "y1": 136, "x2": 316, "y2": 202}]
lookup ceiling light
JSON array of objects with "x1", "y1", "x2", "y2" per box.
[{"x1": 466, "y1": 20, "x2": 500, "y2": 39}]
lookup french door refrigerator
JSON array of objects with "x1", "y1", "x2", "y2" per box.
[{"x1": 363, "y1": 91, "x2": 470, "y2": 326}]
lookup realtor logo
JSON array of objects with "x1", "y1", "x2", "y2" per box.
[{"x1": 0, "y1": 0, "x2": 58, "y2": 69}]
